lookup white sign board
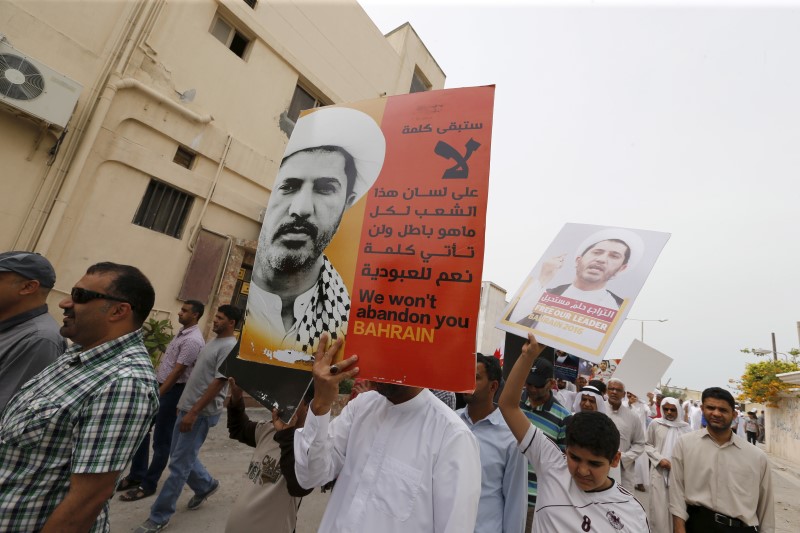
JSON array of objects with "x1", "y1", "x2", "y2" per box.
[{"x1": 610, "y1": 339, "x2": 673, "y2": 401}]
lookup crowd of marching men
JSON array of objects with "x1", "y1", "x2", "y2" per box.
[{"x1": 0, "y1": 251, "x2": 774, "y2": 532}]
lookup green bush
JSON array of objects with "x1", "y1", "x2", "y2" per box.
[{"x1": 142, "y1": 317, "x2": 174, "y2": 368}]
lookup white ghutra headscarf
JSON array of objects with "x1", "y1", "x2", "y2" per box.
[
  {"x1": 654, "y1": 397, "x2": 690, "y2": 460},
  {"x1": 573, "y1": 385, "x2": 607, "y2": 414}
]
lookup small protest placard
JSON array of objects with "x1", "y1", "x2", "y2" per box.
[
  {"x1": 609, "y1": 339, "x2": 673, "y2": 401},
  {"x1": 497, "y1": 223, "x2": 670, "y2": 362}
]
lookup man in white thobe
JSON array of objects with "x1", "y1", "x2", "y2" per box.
[
  {"x1": 645, "y1": 397, "x2": 690, "y2": 533},
  {"x1": 628, "y1": 391, "x2": 651, "y2": 492},
  {"x1": 688, "y1": 401, "x2": 702, "y2": 431},
  {"x1": 294, "y1": 334, "x2": 482, "y2": 533},
  {"x1": 605, "y1": 378, "x2": 645, "y2": 492},
  {"x1": 736, "y1": 410, "x2": 748, "y2": 439}
]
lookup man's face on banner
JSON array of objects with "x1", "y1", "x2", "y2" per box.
[
  {"x1": 574, "y1": 240, "x2": 629, "y2": 287},
  {"x1": 260, "y1": 149, "x2": 355, "y2": 275}
]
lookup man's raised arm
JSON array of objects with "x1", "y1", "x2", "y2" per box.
[{"x1": 294, "y1": 334, "x2": 359, "y2": 489}]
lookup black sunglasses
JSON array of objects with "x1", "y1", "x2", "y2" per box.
[{"x1": 71, "y1": 287, "x2": 134, "y2": 308}]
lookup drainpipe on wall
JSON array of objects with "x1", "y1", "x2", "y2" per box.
[
  {"x1": 32, "y1": 0, "x2": 154, "y2": 255},
  {"x1": 13, "y1": 1, "x2": 146, "y2": 251},
  {"x1": 187, "y1": 134, "x2": 232, "y2": 253}
]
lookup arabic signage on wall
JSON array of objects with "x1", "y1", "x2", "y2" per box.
[
  {"x1": 225, "y1": 86, "x2": 495, "y2": 418},
  {"x1": 497, "y1": 223, "x2": 670, "y2": 363}
]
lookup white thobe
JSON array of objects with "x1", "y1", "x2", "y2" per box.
[
  {"x1": 629, "y1": 401, "x2": 651, "y2": 486},
  {"x1": 294, "y1": 389, "x2": 481, "y2": 533},
  {"x1": 646, "y1": 421, "x2": 690, "y2": 533},
  {"x1": 606, "y1": 403, "x2": 646, "y2": 492},
  {"x1": 689, "y1": 406, "x2": 702, "y2": 430}
]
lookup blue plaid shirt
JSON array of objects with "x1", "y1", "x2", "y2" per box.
[{"x1": 0, "y1": 329, "x2": 159, "y2": 532}]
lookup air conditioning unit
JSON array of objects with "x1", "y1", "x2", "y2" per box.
[{"x1": 0, "y1": 40, "x2": 82, "y2": 129}]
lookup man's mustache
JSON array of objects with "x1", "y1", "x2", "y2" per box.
[{"x1": 273, "y1": 219, "x2": 318, "y2": 241}]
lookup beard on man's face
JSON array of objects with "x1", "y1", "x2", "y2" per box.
[
  {"x1": 262, "y1": 213, "x2": 342, "y2": 274},
  {"x1": 462, "y1": 392, "x2": 479, "y2": 405}
]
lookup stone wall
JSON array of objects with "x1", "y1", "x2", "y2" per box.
[{"x1": 767, "y1": 395, "x2": 800, "y2": 464}]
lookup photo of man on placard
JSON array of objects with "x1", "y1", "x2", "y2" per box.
[
  {"x1": 506, "y1": 228, "x2": 645, "y2": 326},
  {"x1": 241, "y1": 107, "x2": 385, "y2": 367}
]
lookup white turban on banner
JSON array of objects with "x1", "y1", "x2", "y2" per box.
[
  {"x1": 575, "y1": 228, "x2": 645, "y2": 271},
  {"x1": 284, "y1": 106, "x2": 386, "y2": 206}
]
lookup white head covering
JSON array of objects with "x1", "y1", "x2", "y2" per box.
[
  {"x1": 283, "y1": 106, "x2": 386, "y2": 206},
  {"x1": 573, "y1": 386, "x2": 607, "y2": 414},
  {"x1": 656, "y1": 397, "x2": 689, "y2": 428},
  {"x1": 654, "y1": 397, "x2": 690, "y2": 460},
  {"x1": 575, "y1": 227, "x2": 646, "y2": 271}
]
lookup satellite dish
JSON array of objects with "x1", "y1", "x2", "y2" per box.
[{"x1": 179, "y1": 88, "x2": 196, "y2": 103}]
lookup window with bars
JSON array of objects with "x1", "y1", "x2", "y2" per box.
[
  {"x1": 210, "y1": 14, "x2": 251, "y2": 59},
  {"x1": 133, "y1": 180, "x2": 194, "y2": 239}
]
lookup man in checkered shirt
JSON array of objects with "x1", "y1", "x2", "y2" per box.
[{"x1": 0, "y1": 262, "x2": 159, "y2": 532}]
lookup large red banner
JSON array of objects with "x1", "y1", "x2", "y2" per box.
[
  {"x1": 231, "y1": 86, "x2": 494, "y2": 417},
  {"x1": 346, "y1": 86, "x2": 494, "y2": 392}
]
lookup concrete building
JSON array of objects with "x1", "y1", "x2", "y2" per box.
[
  {"x1": 0, "y1": 0, "x2": 444, "y2": 334},
  {"x1": 770, "y1": 371, "x2": 800, "y2": 464},
  {"x1": 476, "y1": 280, "x2": 508, "y2": 357}
]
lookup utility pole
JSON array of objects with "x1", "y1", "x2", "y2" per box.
[
  {"x1": 627, "y1": 318, "x2": 668, "y2": 343},
  {"x1": 772, "y1": 332, "x2": 778, "y2": 362}
]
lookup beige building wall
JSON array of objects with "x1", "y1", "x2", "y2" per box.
[
  {"x1": 0, "y1": 0, "x2": 445, "y2": 332},
  {"x1": 476, "y1": 281, "x2": 508, "y2": 357}
]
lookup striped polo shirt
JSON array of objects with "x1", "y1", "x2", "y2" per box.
[{"x1": 520, "y1": 394, "x2": 570, "y2": 507}]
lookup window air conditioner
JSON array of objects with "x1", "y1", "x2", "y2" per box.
[{"x1": 0, "y1": 40, "x2": 82, "y2": 130}]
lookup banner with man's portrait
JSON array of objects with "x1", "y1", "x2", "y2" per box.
[
  {"x1": 225, "y1": 86, "x2": 494, "y2": 418},
  {"x1": 497, "y1": 223, "x2": 669, "y2": 363}
]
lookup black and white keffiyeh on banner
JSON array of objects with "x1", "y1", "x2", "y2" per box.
[{"x1": 295, "y1": 256, "x2": 350, "y2": 353}]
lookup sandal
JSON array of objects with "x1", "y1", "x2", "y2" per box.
[
  {"x1": 116, "y1": 477, "x2": 141, "y2": 492},
  {"x1": 119, "y1": 487, "x2": 156, "y2": 502}
]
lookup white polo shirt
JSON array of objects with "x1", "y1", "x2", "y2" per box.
[{"x1": 519, "y1": 425, "x2": 650, "y2": 532}]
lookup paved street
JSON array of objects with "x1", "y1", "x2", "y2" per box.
[
  {"x1": 108, "y1": 408, "x2": 329, "y2": 532},
  {"x1": 109, "y1": 409, "x2": 800, "y2": 532}
]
